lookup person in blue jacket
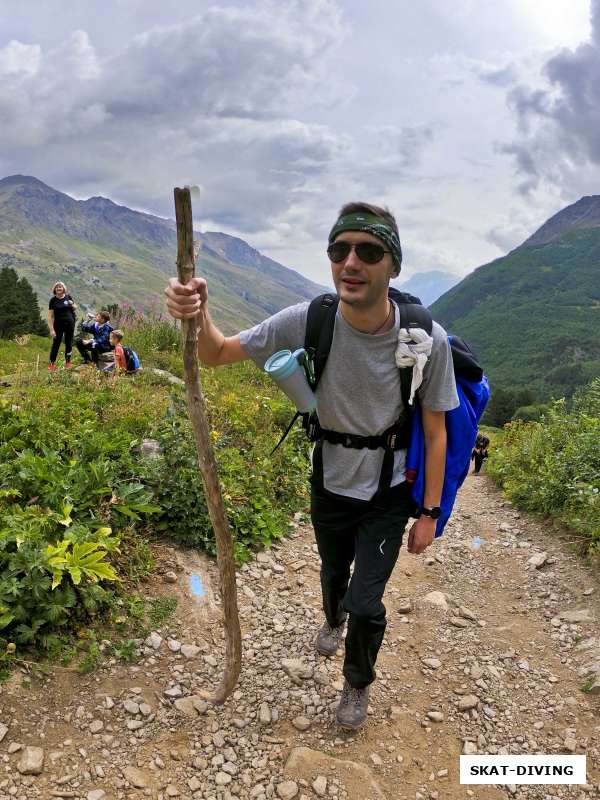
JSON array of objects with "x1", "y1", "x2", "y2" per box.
[
  {"x1": 164, "y1": 201, "x2": 459, "y2": 732},
  {"x1": 75, "y1": 310, "x2": 113, "y2": 365}
]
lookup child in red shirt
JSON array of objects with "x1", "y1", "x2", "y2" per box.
[{"x1": 104, "y1": 329, "x2": 127, "y2": 372}]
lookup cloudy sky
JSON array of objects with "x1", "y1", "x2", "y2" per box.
[{"x1": 0, "y1": 0, "x2": 597, "y2": 285}]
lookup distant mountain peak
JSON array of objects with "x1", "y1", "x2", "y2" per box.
[
  {"x1": 393, "y1": 270, "x2": 461, "y2": 307},
  {"x1": 0, "y1": 174, "x2": 57, "y2": 191},
  {"x1": 201, "y1": 231, "x2": 263, "y2": 269},
  {"x1": 1, "y1": 174, "x2": 46, "y2": 185},
  {"x1": 84, "y1": 196, "x2": 118, "y2": 207},
  {"x1": 523, "y1": 194, "x2": 600, "y2": 248}
]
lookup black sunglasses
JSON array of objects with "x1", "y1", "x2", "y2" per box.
[{"x1": 327, "y1": 240, "x2": 391, "y2": 264}]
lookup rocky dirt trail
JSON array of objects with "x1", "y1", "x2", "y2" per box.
[{"x1": 1, "y1": 473, "x2": 598, "y2": 800}]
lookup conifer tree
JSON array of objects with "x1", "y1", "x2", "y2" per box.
[
  {"x1": 0, "y1": 267, "x2": 49, "y2": 338},
  {"x1": 18, "y1": 273, "x2": 49, "y2": 336}
]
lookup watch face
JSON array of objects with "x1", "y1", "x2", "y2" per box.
[{"x1": 423, "y1": 506, "x2": 441, "y2": 519}]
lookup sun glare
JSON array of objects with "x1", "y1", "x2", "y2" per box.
[{"x1": 516, "y1": 0, "x2": 592, "y2": 48}]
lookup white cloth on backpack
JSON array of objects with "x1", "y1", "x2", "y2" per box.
[{"x1": 395, "y1": 327, "x2": 433, "y2": 405}]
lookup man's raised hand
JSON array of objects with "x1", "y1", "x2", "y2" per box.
[{"x1": 164, "y1": 277, "x2": 208, "y2": 320}]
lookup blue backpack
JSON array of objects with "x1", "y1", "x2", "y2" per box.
[
  {"x1": 404, "y1": 334, "x2": 490, "y2": 535},
  {"x1": 273, "y1": 288, "x2": 490, "y2": 535},
  {"x1": 122, "y1": 346, "x2": 141, "y2": 373}
]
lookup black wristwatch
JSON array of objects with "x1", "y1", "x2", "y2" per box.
[{"x1": 419, "y1": 506, "x2": 441, "y2": 520}]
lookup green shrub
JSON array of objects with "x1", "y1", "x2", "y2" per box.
[
  {"x1": 141, "y1": 376, "x2": 310, "y2": 562},
  {"x1": 0, "y1": 495, "x2": 118, "y2": 650},
  {"x1": 488, "y1": 378, "x2": 600, "y2": 558},
  {"x1": 0, "y1": 379, "x2": 162, "y2": 653},
  {"x1": 512, "y1": 403, "x2": 551, "y2": 423}
]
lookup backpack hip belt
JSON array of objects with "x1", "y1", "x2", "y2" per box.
[{"x1": 303, "y1": 411, "x2": 411, "y2": 451}]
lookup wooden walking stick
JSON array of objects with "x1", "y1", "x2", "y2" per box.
[{"x1": 174, "y1": 186, "x2": 242, "y2": 703}]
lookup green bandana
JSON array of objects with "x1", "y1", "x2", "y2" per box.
[{"x1": 328, "y1": 212, "x2": 402, "y2": 268}]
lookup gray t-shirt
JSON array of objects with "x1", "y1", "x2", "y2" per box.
[{"x1": 239, "y1": 300, "x2": 459, "y2": 500}]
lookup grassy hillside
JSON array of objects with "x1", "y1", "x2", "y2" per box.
[
  {"x1": 431, "y1": 208, "x2": 600, "y2": 399},
  {"x1": 0, "y1": 176, "x2": 326, "y2": 334},
  {"x1": 0, "y1": 334, "x2": 50, "y2": 376}
]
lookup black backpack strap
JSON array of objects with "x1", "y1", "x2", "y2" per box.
[
  {"x1": 270, "y1": 411, "x2": 304, "y2": 455},
  {"x1": 271, "y1": 293, "x2": 340, "y2": 455},
  {"x1": 271, "y1": 294, "x2": 339, "y2": 454},
  {"x1": 305, "y1": 293, "x2": 339, "y2": 389},
  {"x1": 397, "y1": 302, "x2": 432, "y2": 335}
]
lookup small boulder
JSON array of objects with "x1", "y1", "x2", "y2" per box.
[
  {"x1": 17, "y1": 746, "x2": 44, "y2": 775},
  {"x1": 123, "y1": 766, "x2": 150, "y2": 788},
  {"x1": 277, "y1": 780, "x2": 299, "y2": 799},
  {"x1": 87, "y1": 790, "x2": 107, "y2": 800},
  {"x1": 181, "y1": 644, "x2": 201, "y2": 660},
  {"x1": 281, "y1": 658, "x2": 313, "y2": 685},
  {"x1": 145, "y1": 631, "x2": 162, "y2": 650},
  {"x1": 422, "y1": 591, "x2": 448, "y2": 608},
  {"x1": 528, "y1": 552, "x2": 548, "y2": 569},
  {"x1": 427, "y1": 711, "x2": 444, "y2": 722},
  {"x1": 292, "y1": 716, "x2": 311, "y2": 731},
  {"x1": 560, "y1": 609, "x2": 593, "y2": 624},
  {"x1": 458, "y1": 695, "x2": 479, "y2": 711}
]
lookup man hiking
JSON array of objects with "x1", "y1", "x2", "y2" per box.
[{"x1": 165, "y1": 202, "x2": 459, "y2": 730}]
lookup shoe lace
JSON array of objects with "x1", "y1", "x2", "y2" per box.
[
  {"x1": 342, "y1": 685, "x2": 366, "y2": 707},
  {"x1": 326, "y1": 619, "x2": 346, "y2": 637}
]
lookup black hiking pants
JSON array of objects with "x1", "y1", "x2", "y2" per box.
[
  {"x1": 310, "y1": 480, "x2": 414, "y2": 689},
  {"x1": 75, "y1": 339, "x2": 109, "y2": 364},
  {"x1": 49, "y1": 320, "x2": 75, "y2": 364},
  {"x1": 472, "y1": 453, "x2": 484, "y2": 473}
]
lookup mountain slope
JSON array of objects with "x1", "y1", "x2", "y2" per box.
[
  {"x1": 0, "y1": 175, "x2": 326, "y2": 333},
  {"x1": 430, "y1": 196, "x2": 600, "y2": 399}
]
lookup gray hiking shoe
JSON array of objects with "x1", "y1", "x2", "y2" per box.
[
  {"x1": 336, "y1": 681, "x2": 370, "y2": 730},
  {"x1": 315, "y1": 618, "x2": 347, "y2": 657}
]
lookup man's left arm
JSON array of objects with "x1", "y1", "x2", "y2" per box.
[{"x1": 406, "y1": 407, "x2": 446, "y2": 554}]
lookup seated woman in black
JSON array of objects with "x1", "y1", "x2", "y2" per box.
[{"x1": 48, "y1": 281, "x2": 77, "y2": 371}]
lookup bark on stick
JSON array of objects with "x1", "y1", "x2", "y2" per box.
[{"x1": 174, "y1": 186, "x2": 242, "y2": 703}]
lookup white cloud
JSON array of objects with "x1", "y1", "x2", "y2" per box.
[
  {"x1": 0, "y1": 1, "x2": 359, "y2": 229},
  {"x1": 0, "y1": 40, "x2": 41, "y2": 77},
  {"x1": 102, "y1": 1, "x2": 346, "y2": 120}
]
